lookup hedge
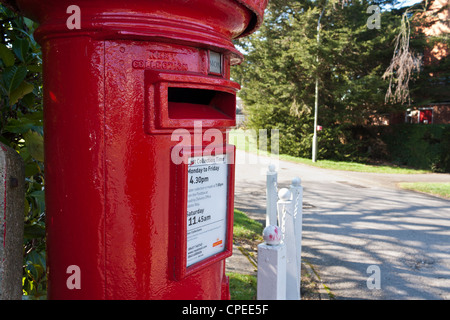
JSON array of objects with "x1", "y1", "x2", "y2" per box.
[{"x1": 376, "y1": 124, "x2": 450, "y2": 172}]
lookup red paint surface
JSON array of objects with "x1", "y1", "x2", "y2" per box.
[{"x1": 14, "y1": 0, "x2": 267, "y2": 299}]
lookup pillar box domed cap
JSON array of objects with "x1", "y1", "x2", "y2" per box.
[
  {"x1": 233, "y1": 0, "x2": 267, "y2": 38},
  {"x1": 5, "y1": 0, "x2": 268, "y2": 64}
]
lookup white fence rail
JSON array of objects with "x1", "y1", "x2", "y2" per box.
[{"x1": 257, "y1": 165, "x2": 303, "y2": 300}]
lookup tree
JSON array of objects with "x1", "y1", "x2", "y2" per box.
[
  {"x1": 0, "y1": 4, "x2": 46, "y2": 298},
  {"x1": 233, "y1": 0, "x2": 402, "y2": 160},
  {"x1": 382, "y1": 0, "x2": 449, "y2": 105},
  {"x1": 409, "y1": 0, "x2": 450, "y2": 105}
]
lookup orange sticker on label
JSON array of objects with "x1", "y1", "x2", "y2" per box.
[{"x1": 213, "y1": 240, "x2": 223, "y2": 247}]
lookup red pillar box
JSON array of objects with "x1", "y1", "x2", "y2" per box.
[{"x1": 11, "y1": 0, "x2": 267, "y2": 299}]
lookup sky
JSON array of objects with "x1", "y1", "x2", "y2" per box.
[
  {"x1": 384, "y1": 0, "x2": 425, "y2": 9},
  {"x1": 397, "y1": 0, "x2": 425, "y2": 6}
]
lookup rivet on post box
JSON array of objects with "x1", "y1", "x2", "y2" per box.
[{"x1": 10, "y1": 0, "x2": 268, "y2": 299}]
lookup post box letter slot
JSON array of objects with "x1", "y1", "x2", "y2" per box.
[
  {"x1": 168, "y1": 87, "x2": 235, "y2": 120},
  {"x1": 145, "y1": 70, "x2": 239, "y2": 132}
]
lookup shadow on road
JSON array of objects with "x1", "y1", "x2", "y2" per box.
[{"x1": 234, "y1": 151, "x2": 450, "y2": 299}]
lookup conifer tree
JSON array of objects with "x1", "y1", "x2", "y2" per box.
[{"x1": 233, "y1": 0, "x2": 403, "y2": 159}]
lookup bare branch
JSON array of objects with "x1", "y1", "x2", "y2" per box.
[{"x1": 383, "y1": 9, "x2": 423, "y2": 105}]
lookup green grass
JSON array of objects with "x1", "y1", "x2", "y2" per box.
[
  {"x1": 233, "y1": 209, "x2": 264, "y2": 241},
  {"x1": 227, "y1": 273, "x2": 257, "y2": 300},
  {"x1": 398, "y1": 182, "x2": 450, "y2": 199},
  {"x1": 228, "y1": 209, "x2": 263, "y2": 300},
  {"x1": 278, "y1": 154, "x2": 429, "y2": 174},
  {"x1": 228, "y1": 129, "x2": 431, "y2": 174}
]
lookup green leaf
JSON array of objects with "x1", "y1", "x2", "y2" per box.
[
  {"x1": 2, "y1": 65, "x2": 27, "y2": 96},
  {"x1": 27, "y1": 64, "x2": 42, "y2": 73},
  {"x1": 4, "y1": 111, "x2": 43, "y2": 134},
  {"x1": 24, "y1": 224, "x2": 46, "y2": 240},
  {"x1": 0, "y1": 43, "x2": 15, "y2": 67},
  {"x1": 24, "y1": 198, "x2": 30, "y2": 215},
  {"x1": 20, "y1": 92, "x2": 35, "y2": 108},
  {"x1": 27, "y1": 248, "x2": 46, "y2": 268},
  {"x1": 13, "y1": 38, "x2": 29, "y2": 63},
  {"x1": 25, "y1": 262, "x2": 38, "y2": 280},
  {"x1": 29, "y1": 190, "x2": 45, "y2": 211},
  {"x1": 25, "y1": 162, "x2": 40, "y2": 177},
  {"x1": 9, "y1": 81, "x2": 34, "y2": 105},
  {"x1": 23, "y1": 130, "x2": 44, "y2": 162},
  {"x1": 23, "y1": 17, "x2": 35, "y2": 32},
  {"x1": 29, "y1": 190, "x2": 45, "y2": 203}
]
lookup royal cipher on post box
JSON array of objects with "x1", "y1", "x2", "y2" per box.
[{"x1": 9, "y1": 0, "x2": 267, "y2": 299}]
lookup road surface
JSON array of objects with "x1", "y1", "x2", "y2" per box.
[{"x1": 233, "y1": 150, "x2": 450, "y2": 299}]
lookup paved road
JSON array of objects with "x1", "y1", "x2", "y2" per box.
[{"x1": 233, "y1": 150, "x2": 450, "y2": 300}]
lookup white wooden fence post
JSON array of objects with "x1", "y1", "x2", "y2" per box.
[
  {"x1": 290, "y1": 177, "x2": 303, "y2": 299},
  {"x1": 277, "y1": 188, "x2": 300, "y2": 300},
  {"x1": 266, "y1": 164, "x2": 277, "y2": 227},
  {"x1": 257, "y1": 225, "x2": 286, "y2": 300},
  {"x1": 259, "y1": 168, "x2": 304, "y2": 300}
]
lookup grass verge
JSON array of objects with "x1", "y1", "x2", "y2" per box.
[
  {"x1": 398, "y1": 182, "x2": 450, "y2": 199},
  {"x1": 228, "y1": 273, "x2": 257, "y2": 300},
  {"x1": 233, "y1": 209, "x2": 264, "y2": 241},
  {"x1": 228, "y1": 129, "x2": 431, "y2": 174},
  {"x1": 228, "y1": 209, "x2": 264, "y2": 300}
]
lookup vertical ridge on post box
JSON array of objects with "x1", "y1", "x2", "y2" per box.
[{"x1": 0, "y1": 143, "x2": 25, "y2": 300}]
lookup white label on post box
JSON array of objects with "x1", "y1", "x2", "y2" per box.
[
  {"x1": 209, "y1": 51, "x2": 222, "y2": 74},
  {"x1": 186, "y1": 154, "x2": 228, "y2": 267}
]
